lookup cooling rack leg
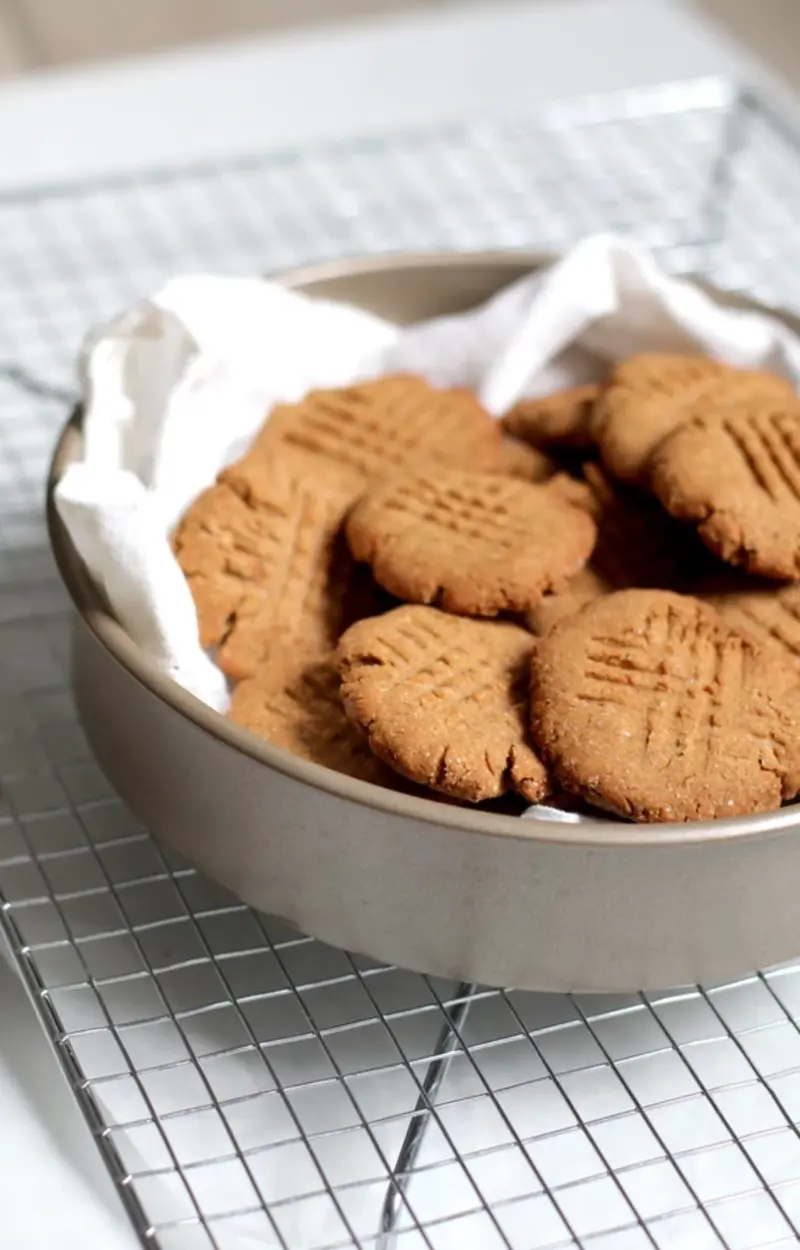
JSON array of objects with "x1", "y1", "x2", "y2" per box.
[{"x1": 377, "y1": 981, "x2": 477, "y2": 1249}]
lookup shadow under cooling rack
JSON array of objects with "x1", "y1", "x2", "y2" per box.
[{"x1": 4, "y1": 74, "x2": 800, "y2": 1250}]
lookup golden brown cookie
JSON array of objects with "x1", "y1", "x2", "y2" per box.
[
  {"x1": 526, "y1": 464, "x2": 709, "y2": 634},
  {"x1": 229, "y1": 654, "x2": 403, "y2": 787},
  {"x1": 172, "y1": 461, "x2": 356, "y2": 681},
  {"x1": 251, "y1": 375, "x2": 502, "y2": 485},
  {"x1": 530, "y1": 588, "x2": 800, "y2": 822},
  {"x1": 338, "y1": 605, "x2": 549, "y2": 803},
  {"x1": 345, "y1": 468, "x2": 597, "y2": 617},
  {"x1": 694, "y1": 573, "x2": 800, "y2": 667},
  {"x1": 651, "y1": 396, "x2": 800, "y2": 579},
  {"x1": 591, "y1": 354, "x2": 793, "y2": 485},
  {"x1": 496, "y1": 437, "x2": 557, "y2": 482},
  {"x1": 502, "y1": 384, "x2": 599, "y2": 451}
]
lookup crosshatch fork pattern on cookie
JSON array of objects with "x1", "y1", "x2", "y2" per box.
[
  {"x1": 362, "y1": 613, "x2": 526, "y2": 717},
  {"x1": 383, "y1": 475, "x2": 536, "y2": 549},
  {"x1": 580, "y1": 606, "x2": 787, "y2": 771},
  {"x1": 273, "y1": 379, "x2": 499, "y2": 478},
  {"x1": 721, "y1": 406, "x2": 800, "y2": 504},
  {"x1": 338, "y1": 605, "x2": 545, "y2": 801}
]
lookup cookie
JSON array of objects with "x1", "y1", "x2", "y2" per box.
[
  {"x1": 252, "y1": 374, "x2": 502, "y2": 485},
  {"x1": 592, "y1": 354, "x2": 793, "y2": 484},
  {"x1": 530, "y1": 588, "x2": 800, "y2": 822},
  {"x1": 526, "y1": 464, "x2": 707, "y2": 634},
  {"x1": 345, "y1": 468, "x2": 597, "y2": 616},
  {"x1": 338, "y1": 605, "x2": 549, "y2": 803},
  {"x1": 650, "y1": 396, "x2": 800, "y2": 578},
  {"x1": 496, "y1": 437, "x2": 557, "y2": 482},
  {"x1": 229, "y1": 654, "x2": 402, "y2": 787},
  {"x1": 172, "y1": 461, "x2": 356, "y2": 681},
  {"x1": 502, "y1": 384, "x2": 599, "y2": 451},
  {"x1": 695, "y1": 573, "x2": 800, "y2": 667}
]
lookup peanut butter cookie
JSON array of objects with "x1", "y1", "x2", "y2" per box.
[
  {"x1": 338, "y1": 605, "x2": 549, "y2": 803},
  {"x1": 346, "y1": 469, "x2": 597, "y2": 616},
  {"x1": 252, "y1": 374, "x2": 502, "y2": 484},
  {"x1": 651, "y1": 395, "x2": 800, "y2": 578},
  {"x1": 530, "y1": 588, "x2": 800, "y2": 822},
  {"x1": 173, "y1": 462, "x2": 357, "y2": 681}
]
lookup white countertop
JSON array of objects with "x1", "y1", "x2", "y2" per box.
[{"x1": 0, "y1": 1, "x2": 794, "y2": 1247}]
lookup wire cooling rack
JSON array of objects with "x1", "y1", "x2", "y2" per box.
[{"x1": 4, "y1": 76, "x2": 800, "y2": 1250}]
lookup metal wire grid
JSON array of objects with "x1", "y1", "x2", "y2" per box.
[
  {"x1": 0, "y1": 75, "x2": 748, "y2": 398},
  {"x1": 2, "y1": 76, "x2": 800, "y2": 1250}
]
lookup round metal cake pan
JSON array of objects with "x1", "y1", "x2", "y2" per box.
[{"x1": 47, "y1": 251, "x2": 800, "y2": 993}]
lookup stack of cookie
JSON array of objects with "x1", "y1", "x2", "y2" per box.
[{"x1": 173, "y1": 357, "x2": 800, "y2": 824}]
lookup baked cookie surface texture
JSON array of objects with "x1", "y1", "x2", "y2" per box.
[
  {"x1": 346, "y1": 469, "x2": 597, "y2": 616},
  {"x1": 530, "y1": 588, "x2": 800, "y2": 822},
  {"x1": 338, "y1": 604, "x2": 549, "y2": 803}
]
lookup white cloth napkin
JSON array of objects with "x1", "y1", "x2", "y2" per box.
[{"x1": 54, "y1": 234, "x2": 800, "y2": 714}]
